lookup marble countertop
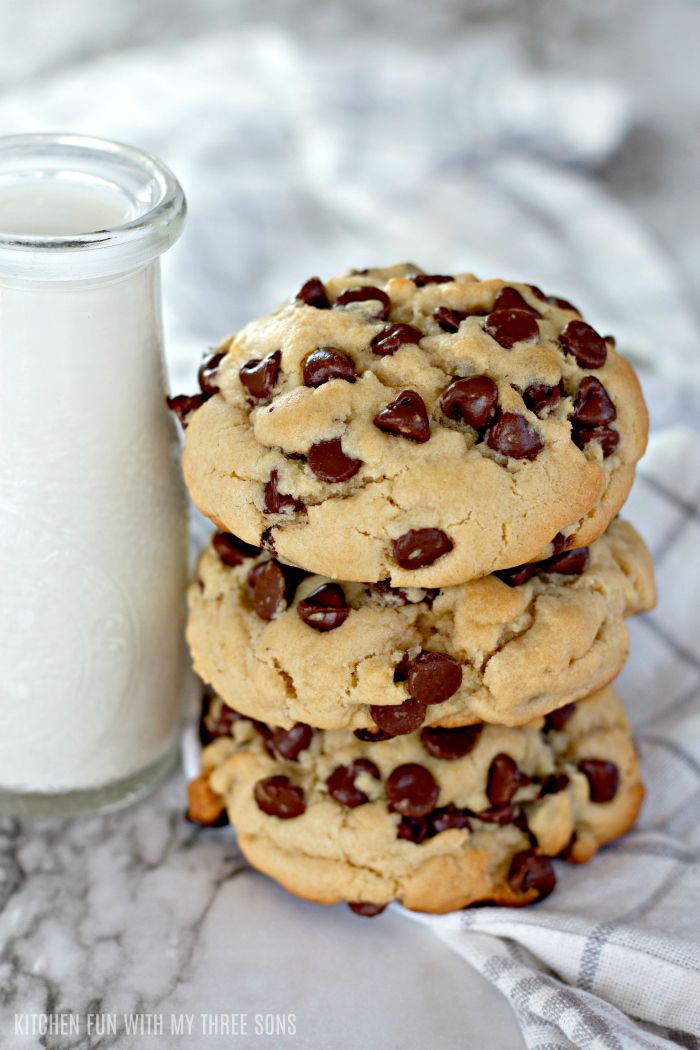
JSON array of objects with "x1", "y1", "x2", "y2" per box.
[{"x1": 0, "y1": 775, "x2": 524, "y2": 1049}]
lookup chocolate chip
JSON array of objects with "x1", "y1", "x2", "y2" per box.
[
  {"x1": 549, "y1": 295, "x2": 578, "y2": 312},
  {"x1": 484, "y1": 309, "x2": 539, "y2": 349},
  {"x1": 197, "y1": 351, "x2": 226, "y2": 395},
  {"x1": 259, "y1": 558, "x2": 306, "y2": 601},
  {"x1": 529, "y1": 285, "x2": 579, "y2": 313},
  {"x1": 252, "y1": 719, "x2": 276, "y2": 757},
  {"x1": 508, "y1": 849, "x2": 556, "y2": 899},
  {"x1": 397, "y1": 815, "x2": 430, "y2": 843},
  {"x1": 572, "y1": 425, "x2": 619, "y2": 458},
  {"x1": 421, "y1": 724, "x2": 482, "y2": 760},
  {"x1": 559, "y1": 320, "x2": 607, "y2": 368},
  {"x1": 239, "y1": 349, "x2": 282, "y2": 400},
  {"x1": 334, "y1": 286, "x2": 391, "y2": 320},
  {"x1": 522, "y1": 382, "x2": 561, "y2": 416},
  {"x1": 572, "y1": 376, "x2": 617, "y2": 426},
  {"x1": 411, "y1": 273, "x2": 453, "y2": 286},
  {"x1": 486, "y1": 412, "x2": 543, "y2": 460},
  {"x1": 392, "y1": 652, "x2": 413, "y2": 683},
  {"x1": 297, "y1": 583, "x2": 349, "y2": 631},
  {"x1": 199, "y1": 695, "x2": 246, "y2": 745},
  {"x1": 327, "y1": 758, "x2": 380, "y2": 808},
  {"x1": 166, "y1": 392, "x2": 211, "y2": 428},
  {"x1": 578, "y1": 759, "x2": 619, "y2": 803},
  {"x1": 370, "y1": 698, "x2": 427, "y2": 737},
  {"x1": 392, "y1": 528, "x2": 454, "y2": 570},
  {"x1": 373, "y1": 389, "x2": 431, "y2": 443},
  {"x1": 354, "y1": 727, "x2": 392, "y2": 743},
  {"x1": 263, "y1": 469, "x2": 305, "y2": 515},
  {"x1": 550, "y1": 532, "x2": 569, "y2": 555},
  {"x1": 303, "y1": 348, "x2": 356, "y2": 388},
  {"x1": 254, "y1": 775, "x2": 306, "y2": 819},
  {"x1": 407, "y1": 652, "x2": 463, "y2": 705},
  {"x1": 493, "y1": 287, "x2": 540, "y2": 316},
  {"x1": 440, "y1": 375, "x2": 498, "y2": 430},
  {"x1": 212, "y1": 531, "x2": 262, "y2": 567},
  {"x1": 250, "y1": 560, "x2": 289, "y2": 620},
  {"x1": 308, "y1": 437, "x2": 362, "y2": 483},
  {"x1": 347, "y1": 901, "x2": 387, "y2": 917},
  {"x1": 544, "y1": 703, "x2": 576, "y2": 732},
  {"x1": 296, "y1": 276, "x2": 330, "y2": 310},
  {"x1": 433, "y1": 306, "x2": 467, "y2": 333},
  {"x1": 272, "y1": 723, "x2": 313, "y2": 761},
  {"x1": 494, "y1": 562, "x2": 538, "y2": 587},
  {"x1": 487, "y1": 754, "x2": 529, "y2": 805},
  {"x1": 544, "y1": 547, "x2": 589, "y2": 575},
  {"x1": 261, "y1": 527, "x2": 276, "y2": 552},
  {"x1": 370, "y1": 323, "x2": 423, "y2": 356},
  {"x1": 386, "y1": 763, "x2": 439, "y2": 817},
  {"x1": 430, "y1": 804, "x2": 472, "y2": 834},
  {"x1": 540, "y1": 773, "x2": 570, "y2": 796},
  {"x1": 496, "y1": 547, "x2": 588, "y2": 587},
  {"x1": 475, "y1": 803, "x2": 522, "y2": 825}
]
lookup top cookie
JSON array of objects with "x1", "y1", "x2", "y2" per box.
[{"x1": 176, "y1": 264, "x2": 648, "y2": 586}]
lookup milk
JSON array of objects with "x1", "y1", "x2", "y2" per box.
[
  {"x1": 0, "y1": 177, "x2": 134, "y2": 235},
  {"x1": 0, "y1": 138, "x2": 190, "y2": 812}
]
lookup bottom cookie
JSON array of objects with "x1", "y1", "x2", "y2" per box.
[{"x1": 189, "y1": 685, "x2": 643, "y2": 915}]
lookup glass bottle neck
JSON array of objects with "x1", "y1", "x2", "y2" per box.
[{"x1": 0, "y1": 134, "x2": 185, "y2": 281}]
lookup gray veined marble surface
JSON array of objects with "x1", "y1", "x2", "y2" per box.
[{"x1": 0, "y1": 778, "x2": 524, "y2": 1049}]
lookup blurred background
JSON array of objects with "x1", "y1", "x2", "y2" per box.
[{"x1": 0, "y1": 0, "x2": 697, "y2": 400}]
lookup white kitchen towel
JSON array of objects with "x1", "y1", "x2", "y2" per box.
[{"x1": 402, "y1": 425, "x2": 700, "y2": 1050}]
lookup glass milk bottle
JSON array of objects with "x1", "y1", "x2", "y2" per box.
[{"x1": 0, "y1": 134, "x2": 191, "y2": 816}]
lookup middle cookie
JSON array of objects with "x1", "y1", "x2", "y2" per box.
[{"x1": 187, "y1": 518, "x2": 655, "y2": 732}]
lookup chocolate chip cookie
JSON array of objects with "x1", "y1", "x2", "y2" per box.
[
  {"x1": 190, "y1": 685, "x2": 644, "y2": 914},
  {"x1": 186, "y1": 518, "x2": 655, "y2": 732},
  {"x1": 175, "y1": 265, "x2": 648, "y2": 586}
]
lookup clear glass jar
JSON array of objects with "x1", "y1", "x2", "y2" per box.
[{"x1": 0, "y1": 134, "x2": 192, "y2": 817}]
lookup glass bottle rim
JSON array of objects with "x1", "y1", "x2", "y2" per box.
[{"x1": 0, "y1": 133, "x2": 186, "y2": 280}]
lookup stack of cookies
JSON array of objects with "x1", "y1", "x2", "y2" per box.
[{"x1": 172, "y1": 264, "x2": 655, "y2": 915}]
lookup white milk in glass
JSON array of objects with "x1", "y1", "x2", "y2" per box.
[
  {"x1": 0, "y1": 178, "x2": 133, "y2": 234},
  {"x1": 0, "y1": 136, "x2": 190, "y2": 816}
]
